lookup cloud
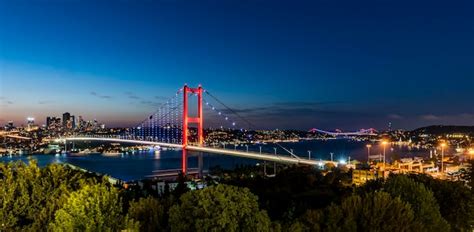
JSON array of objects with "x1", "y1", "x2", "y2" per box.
[
  {"x1": 0, "y1": 97, "x2": 12, "y2": 104},
  {"x1": 38, "y1": 100, "x2": 54, "y2": 105},
  {"x1": 420, "y1": 114, "x2": 440, "y2": 121},
  {"x1": 140, "y1": 100, "x2": 161, "y2": 107},
  {"x1": 273, "y1": 101, "x2": 345, "y2": 107},
  {"x1": 460, "y1": 113, "x2": 474, "y2": 118},
  {"x1": 90, "y1": 91, "x2": 112, "y2": 99},
  {"x1": 202, "y1": 100, "x2": 374, "y2": 130},
  {"x1": 125, "y1": 92, "x2": 141, "y2": 100},
  {"x1": 155, "y1": 96, "x2": 168, "y2": 100},
  {"x1": 388, "y1": 114, "x2": 403, "y2": 119}
]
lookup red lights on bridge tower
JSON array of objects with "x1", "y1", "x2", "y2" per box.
[{"x1": 181, "y1": 84, "x2": 204, "y2": 174}]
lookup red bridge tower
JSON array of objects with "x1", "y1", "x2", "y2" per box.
[{"x1": 181, "y1": 85, "x2": 204, "y2": 174}]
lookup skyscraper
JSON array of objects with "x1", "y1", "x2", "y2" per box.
[
  {"x1": 71, "y1": 115, "x2": 76, "y2": 129},
  {"x1": 62, "y1": 112, "x2": 71, "y2": 128},
  {"x1": 78, "y1": 116, "x2": 84, "y2": 129},
  {"x1": 46, "y1": 116, "x2": 52, "y2": 127}
]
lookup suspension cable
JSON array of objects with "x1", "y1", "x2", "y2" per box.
[
  {"x1": 204, "y1": 90, "x2": 256, "y2": 129},
  {"x1": 204, "y1": 89, "x2": 301, "y2": 159}
]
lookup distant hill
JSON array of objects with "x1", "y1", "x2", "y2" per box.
[{"x1": 412, "y1": 125, "x2": 474, "y2": 135}]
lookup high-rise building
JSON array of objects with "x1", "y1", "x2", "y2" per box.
[
  {"x1": 71, "y1": 115, "x2": 76, "y2": 129},
  {"x1": 27, "y1": 117, "x2": 35, "y2": 126},
  {"x1": 46, "y1": 116, "x2": 52, "y2": 127},
  {"x1": 62, "y1": 112, "x2": 71, "y2": 128},
  {"x1": 5, "y1": 121, "x2": 14, "y2": 131},
  {"x1": 78, "y1": 116, "x2": 84, "y2": 129},
  {"x1": 46, "y1": 117, "x2": 61, "y2": 130},
  {"x1": 26, "y1": 117, "x2": 35, "y2": 131}
]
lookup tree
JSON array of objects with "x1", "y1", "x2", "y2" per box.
[
  {"x1": 407, "y1": 174, "x2": 474, "y2": 231},
  {"x1": 384, "y1": 175, "x2": 450, "y2": 232},
  {"x1": 169, "y1": 184, "x2": 271, "y2": 232},
  {"x1": 0, "y1": 160, "x2": 104, "y2": 231},
  {"x1": 49, "y1": 183, "x2": 137, "y2": 231},
  {"x1": 295, "y1": 192, "x2": 418, "y2": 232},
  {"x1": 172, "y1": 171, "x2": 189, "y2": 198},
  {"x1": 127, "y1": 196, "x2": 166, "y2": 232}
]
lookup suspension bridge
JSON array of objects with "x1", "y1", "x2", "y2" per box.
[
  {"x1": 63, "y1": 84, "x2": 340, "y2": 174},
  {"x1": 309, "y1": 128, "x2": 378, "y2": 136},
  {"x1": 0, "y1": 131, "x2": 32, "y2": 140}
]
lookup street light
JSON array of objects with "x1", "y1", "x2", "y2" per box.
[
  {"x1": 468, "y1": 148, "x2": 474, "y2": 160},
  {"x1": 366, "y1": 144, "x2": 372, "y2": 163},
  {"x1": 440, "y1": 142, "x2": 447, "y2": 173}
]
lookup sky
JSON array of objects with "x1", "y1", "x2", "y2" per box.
[{"x1": 0, "y1": 0, "x2": 473, "y2": 130}]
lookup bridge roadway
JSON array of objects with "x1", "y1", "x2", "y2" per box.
[
  {"x1": 63, "y1": 137, "x2": 337, "y2": 166},
  {"x1": 0, "y1": 132, "x2": 32, "y2": 140},
  {"x1": 309, "y1": 128, "x2": 377, "y2": 136}
]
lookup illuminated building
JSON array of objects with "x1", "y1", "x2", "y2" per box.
[
  {"x1": 352, "y1": 169, "x2": 386, "y2": 185},
  {"x1": 27, "y1": 117, "x2": 35, "y2": 131},
  {"x1": 78, "y1": 116, "x2": 85, "y2": 129},
  {"x1": 4, "y1": 121, "x2": 14, "y2": 131},
  {"x1": 62, "y1": 112, "x2": 71, "y2": 128},
  {"x1": 71, "y1": 115, "x2": 76, "y2": 129}
]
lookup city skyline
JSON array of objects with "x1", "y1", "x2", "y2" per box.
[{"x1": 1, "y1": 0, "x2": 473, "y2": 130}]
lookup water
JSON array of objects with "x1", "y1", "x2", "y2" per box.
[{"x1": 0, "y1": 139, "x2": 429, "y2": 181}]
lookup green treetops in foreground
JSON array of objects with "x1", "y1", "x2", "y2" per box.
[
  {"x1": 127, "y1": 196, "x2": 166, "y2": 232},
  {"x1": 292, "y1": 191, "x2": 417, "y2": 232},
  {"x1": 169, "y1": 184, "x2": 271, "y2": 232},
  {"x1": 384, "y1": 175, "x2": 450, "y2": 232},
  {"x1": 49, "y1": 183, "x2": 138, "y2": 231},
  {"x1": 0, "y1": 160, "x2": 106, "y2": 231},
  {"x1": 1, "y1": 161, "x2": 472, "y2": 231}
]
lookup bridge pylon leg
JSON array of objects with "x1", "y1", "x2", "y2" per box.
[
  {"x1": 181, "y1": 84, "x2": 204, "y2": 175},
  {"x1": 182, "y1": 148, "x2": 187, "y2": 174}
]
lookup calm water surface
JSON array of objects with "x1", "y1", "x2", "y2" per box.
[{"x1": 1, "y1": 139, "x2": 428, "y2": 181}]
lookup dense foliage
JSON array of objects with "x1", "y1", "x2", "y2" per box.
[
  {"x1": 0, "y1": 160, "x2": 106, "y2": 230},
  {"x1": 1, "y1": 161, "x2": 473, "y2": 231},
  {"x1": 169, "y1": 184, "x2": 271, "y2": 232},
  {"x1": 292, "y1": 192, "x2": 418, "y2": 232}
]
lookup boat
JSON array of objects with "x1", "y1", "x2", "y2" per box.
[
  {"x1": 102, "y1": 149, "x2": 121, "y2": 157},
  {"x1": 70, "y1": 149, "x2": 92, "y2": 156}
]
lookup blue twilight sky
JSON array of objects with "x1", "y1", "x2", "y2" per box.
[{"x1": 0, "y1": 0, "x2": 473, "y2": 130}]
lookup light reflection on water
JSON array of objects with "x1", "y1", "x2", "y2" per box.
[{"x1": 1, "y1": 140, "x2": 428, "y2": 181}]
